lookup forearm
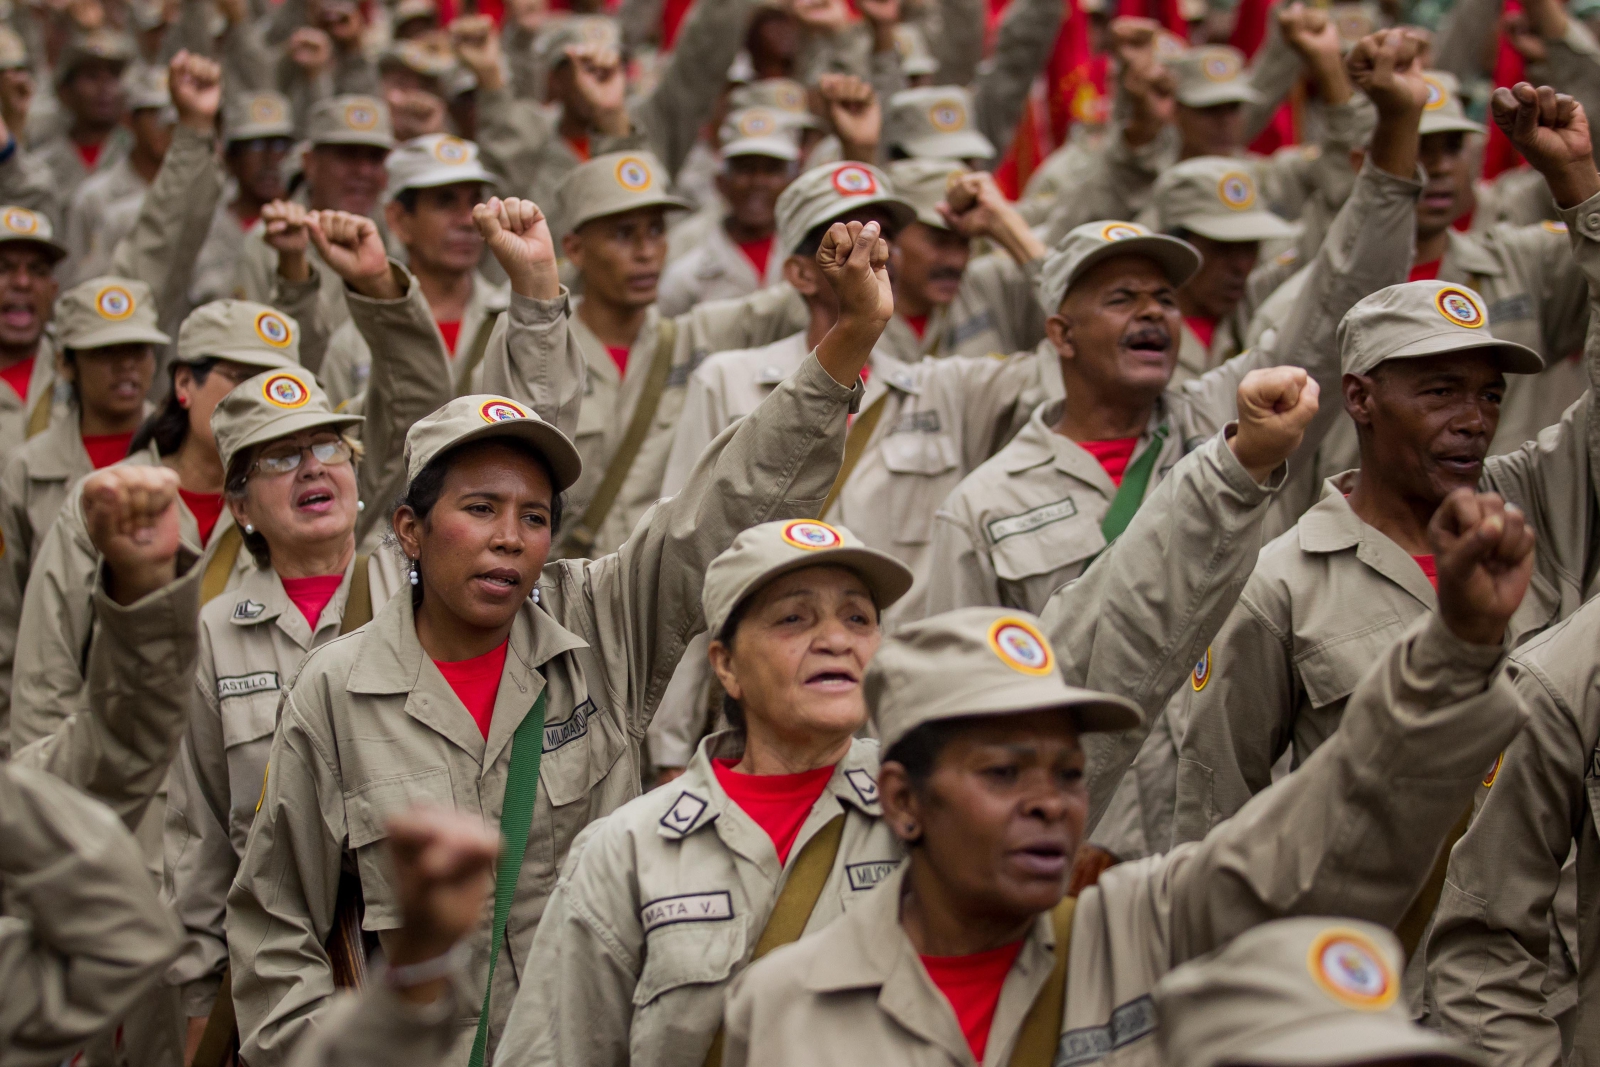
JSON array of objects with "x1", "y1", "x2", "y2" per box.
[
  {"x1": 282, "y1": 980, "x2": 466, "y2": 1067},
  {"x1": 273, "y1": 264, "x2": 332, "y2": 376},
  {"x1": 971, "y1": 0, "x2": 1064, "y2": 157},
  {"x1": 640, "y1": 0, "x2": 757, "y2": 176},
  {"x1": 475, "y1": 289, "x2": 587, "y2": 443}
]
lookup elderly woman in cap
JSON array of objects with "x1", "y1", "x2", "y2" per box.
[
  {"x1": 495, "y1": 518, "x2": 913, "y2": 1067},
  {"x1": 226, "y1": 215, "x2": 895, "y2": 1067},
  {"x1": 722, "y1": 488, "x2": 1537, "y2": 1067}
]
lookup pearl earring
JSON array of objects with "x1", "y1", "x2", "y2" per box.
[
  {"x1": 243, "y1": 524, "x2": 254, "y2": 534},
  {"x1": 531, "y1": 586, "x2": 541, "y2": 605},
  {"x1": 408, "y1": 558, "x2": 419, "y2": 586},
  {"x1": 356, "y1": 500, "x2": 365, "y2": 512}
]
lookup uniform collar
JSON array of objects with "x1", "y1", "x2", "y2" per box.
[
  {"x1": 1443, "y1": 229, "x2": 1504, "y2": 279},
  {"x1": 866, "y1": 352, "x2": 921, "y2": 398},
  {"x1": 1297, "y1": 474, "x2": 1437, "y2": 607},
  {"x1": 27, "y1": 403, "x2": 90, "y2": 480},
  {"x1": 882, "y1": 307, "x2": 948, "y2": 361},
  {"x1": 750, "y1": 331, "x2": 811, "y2": 385},
  {"x1": 569, "y1": 300, "x2": 659, "y2": 387},
  {"x1": 1004, "y1": 400, "x2": 1167, "y2": 499},
  {"x1": 227, "y1": 556, "x2": 357, "y2": 648}
]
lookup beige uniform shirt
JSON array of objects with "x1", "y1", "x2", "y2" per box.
[
  {"x1": 0, "y1": 334, "x2": 63, "y2": 469},
  {"x1": 1173, "y1": 309, "x2": 1247, "y2": 383},
  {"x1": 227, "y1": 350, "x2": 862, "y2": 1067},
  {"x1": 656, "y1": 221, "x2": 769, "y2": 319},
  {"x1": 0, "y1": 404, "x2": 94, "y2": 620},
  {"x1": 875, "y1": 251, "x2": 1046, "y2": 366},
  {"x1": 61, "y1": 156, "x2": 148, "y2": 286},
  {"x1": 723, "y1": 612, "x2": 1523, "y2": 1067},
  {"x1": 237, "y1": 228, "x2": 352, "y2": 343},
  {"x1": 33, "y1": 127, "x2": 131, "y2": 208},
  {"x1": 283, "y1": 981, "x2": 470, "y2": 1067}
]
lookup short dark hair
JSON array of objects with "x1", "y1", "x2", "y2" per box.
[
  {"x1": 394, "y1": 187, "x2": 421, "y2": 213},
  {"x1": 883, "y1": 718, "x2": 967, "y2": 790}
]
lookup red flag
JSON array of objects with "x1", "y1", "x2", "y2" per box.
[{"x1": 1482, "y1": 0, "x2": 1527, "y2": 180}]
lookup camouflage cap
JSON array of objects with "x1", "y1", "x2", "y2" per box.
[
  {"x1": 55, "y1": 30, "x2": 133, "y2": 87},
  {"x1": 1170, "y1": 45, "x2": 1259, "y2": 108},
  {"x1": 893, "y1": 23, "x2": 938, "y2": 78},
  {"x1": 885, "y1": 86, "x2": 995, "y2": 161},
  {"x1": 224, "y1": 91, "x2": 294, "y2": 143},
  {"x1": 211, "y1": 368, "x2": 362, "y2": 475},
  {"x1": 1419, "y1": 70, "x2": 1486, "y2": 136},
  {"x1": 1037, "y1": 220, "x2": 1200, "y2": 314},
  {"x1": 1155, "y1": 918, "x2": 1487, "y2": 1067},
  {"x1": 718, "y1": 107, "x2": 802, "y2": 161},
  {"x1": 773, "y1": 160, "x2": 915, "y2": 258},
  {"x1": 123, "y1": 63, "x2": 171, "y2": 113},
  {"x1": 305, "y1": 95, "x2": 394, "y2": 149},
  {"x1": 702, "y1": 518, "x2": 914, "y2": 638},
  {"x1": 56, "y1": 276, "x2": 170, "y2": 350},
  {"x1": 176, "y1": 300, "x2": 302, "y2": 369},
  {"x1": 1154, "y1": 156, "x2": 1300, "y2": 241},
  {"x1": 728, "y1": 78, "x2": 822, "y2": 129},
  {"x1": 1338, "y1": 280, "x2": 1543, "y2": 376},
  {"x1": 867, "y1": 607, "x2": 1142, "y2": 752},
  {"x1": 886, "y1": 157, "x2": 965, "y2": 230},
  {"x1": 403, "y1": 393, "x2": 582, "y2": 489},
  {"x1": 0, "y1": 26, "x2": 28, "y2": 71},
  {"x1": 554, "y1": 150, "x2": 692, "y2": 234},
  {"x1": 531, "y1": 15, "x2": 618, "y2": 99},
  {"x1": 0, "y1": 206, "x2": 67, "y2": 262},
  {"x1": 385, "y1": 134, "x2": 496, "y2": 199}
]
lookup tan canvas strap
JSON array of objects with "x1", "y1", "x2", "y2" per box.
[
  {"x1": 190, "y1": 965, "x2": 238, "y2": 1067},
  {"x1": 24, "y1": 387, "x2": 49, "y2": 438},
  {"x1": 561, "y1": 318, "x2": 678, "y2": 556},
  {"x1": 339, "y1": 554, "x2": 372, "y2": 635},
  {"x1": 1008, "y1": 896, "x2": 1077, "y2": 1067},
  {"x1": 703, "y1": 813, "x2": 846, "y2": 1067},
  {"x1": 453, "y1": 310, "x2": 504, "y2": 399},
  {"x1": 1395, "y1": 801, "x2": 1474, "y2": 958},
  {"x1": 819, "y1": 391, "x2": 886, "y2": 518},
  {"x1": 200, "y1": 525, "x2": 244, "y2": 605}
]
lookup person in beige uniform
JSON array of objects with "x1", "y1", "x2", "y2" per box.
[
  {"x1": 34, "y1": 31, "x2": 134, "y2": 205},
  {"x1": 721, "y1": 488, "x2": 1535, "y2": 1067},
  {"x1": 227, "y1": 216, "x2": 891, "y2": 1067},
  {"x1": 0, "y1": 206, "x2": 68, "y2": 468}
]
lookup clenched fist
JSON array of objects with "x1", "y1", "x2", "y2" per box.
[
  {"x1": 1490, "y1": 83, "x2": 1600, "y2": 207},
  {"x1": 84, "y1": 465, "x2": 182, "y2": 605},
  {"x1": 1431, "y1": 489, "x2": 1535, "y2": 647},
  {"x1": 384, "y1": 807, "x2": 499, "y2": 1004},
  {"x1": 473, "y1": 196, "x2": 559, "y2": 299},
  {"x1": 307, "y1": 210, "x2": 399, "y2": 299},
  {"x1": 815, "y1": 219, "x2": 893, "y2": 386},
  {"x1": 1229, "y1": 366, "x2": 1320, "y2": 483}
]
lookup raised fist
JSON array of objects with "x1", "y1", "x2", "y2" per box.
[
  {"x1": 1230, "y1": 366, "x2": 1321, "y2": 483},
  {"x1": 169, "y1": 50, "x2": 222, "y2": 132},
  {"x1": 1430, "y1": 489, "x2": 1535, "y2": 647},
  {"x1": 1490, "y1": 82, "x2": 1598, "y2": 207},
  {"x1": 287, "y1": 26, "x2": 334, "y2": 76},
  {"x1": 1346, "y1": 28, "x2": 1430, "y2": 116},
  {"x1": 384, "y1": 807, "x2": 498, "y2": 1003},
  {"x1": 817, "y1": 219, "x2": 893, "y2": 329},
  {"x1": 83, "y1": 464, "x2": 182, "y2": 605},
  {"x1": 473, "y1": 196, "x2": 559, "y2": 299},
  {"x1": 818, "y1": 73, "x2": 881, "y2": 157},
  {"x1": 306, "y1": 210, "x2": 398, "y2": 298},
  {"x1": 566, "y1": 43, "x2": 626, "y2": 133}
]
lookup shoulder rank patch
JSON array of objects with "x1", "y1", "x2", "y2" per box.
[
  {"x1": 987, "y1": 497, "x2": 1079, "y2": 544},
  {"x1": 659, "y1": 791, "x2": 709, "y2": 834},
  {"x1": 1191, "y1": 647, "x2": 1212, "y2": 691},
  {"x1": 846, "y1": 860, "x2": 898, "y2": 891},
  {"x1": 217, "y1": 671, "x2": 279, "y2": 699},
  {"x1": 233, "y1": 599, "x2": 267, "y2": 620},
  {"x1": 845, "y1": 768, "x2": 879, "y2": 805},
  {"x1": 641, "y1": 890, "x2": 733, "y2": 932}
]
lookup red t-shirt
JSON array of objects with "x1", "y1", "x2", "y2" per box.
[
  {"x1": 74, "y1": 140, "x2": 102, "y2": 171},
  {"x1": 434, "y1": 640, "x2": 510, "y2": 739},
  {"x1": 736, "y1": 233, "x2": 774, "y2": 279},
  {"x1": 0, "y1": 355, "x2": 32, "y2": 401},
  {"x1": 437, "y1": 320, "x2": 463, "y2": 356},
  {"x1": 81, "y1": 431, "x2": 133, "y2": 470},
  {"x1": 605, "y1": 345, "x2": 630, "y2": 376},
  {"x1": 921, "y1": 941, "x2": 1027, "y2": 1062},
  {"x1": 1408, "y1": 259, "x2": 1442, "y2": 282},
  {"x1": 904, "y1": 313, "x2": 929, "y2": 340},
  {"x1": 1413, "y1": 554, "x2": 1439, "y2": 589},
  {"x1": 566, "y1": 134, "x2": 591, "y2": 162},
  {"x1": 712, "y1": 758, "x2": 835, "y2": 864},
  {"x1": 281, "y1": 574, "x2": 343, "y2": 630},
  {"x1": 1184, "y1": 315, "x2": 1217, "y2": 350},
  {"x1": 1080, "y1": 436, "x2": 1141, "y2": 486},
  {"x1": 178, "y1": 489, "x2": 225, "y2": 545},
  {"x1": 236, "y1": 212, "x2": 260, "y2": 232}
]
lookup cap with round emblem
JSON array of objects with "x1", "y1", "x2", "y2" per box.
[
  {"x1": 224, "y1": 91, "x2": 294, "y2": 143},
  {"x1": 717, "y1": 107, "x2": 803, "y2": 161},
  {"x1": 175, "y1": 299, "x2": 303, "y2": 369},
  {"x1": 884, "y1": 86, "x2": 995, "y2": 161},
  {"x1": 1153, "y1": 156, "x2": 1300, "y2": 242},
  {"x1": 530, "y1": 15, "x2": 620, "y2": 100},
  {"x1": 1338, "y1": 279, "x2": 1543, "y2": 376},
  {"x1": 728, "y1": 78, "x2": 822, "y2": 129},
  {"x1": 1417, "y1": 70, "x2": 1485, "y2": 136},
  {"x1": 305, "y1": 94, "x2": 394, "y2": 150},
  {"x1": 865, "y1": 606, "x2": 1141, "y2": 752},
  {"x1": 401, "y1": 393, "x2": 583, "y2": 490},
  {"x1": 1036, "y1": 220, "x2": 1201, "y2": 315},
  {"x1": 123, "y1": 64, "x2": 171, "y2": 113},
  {"x1": 54, "y1": 30, "x2": 132, "y2": 88},
  {"x1": 210, "y1": 368, "x2": 363, "y2": 476},
  {"x1": 887, "y1": 158, "x2": 967, "y2": 231},
  {"x1": 553, "y1": 150, "x2": 694, "y2": 237},
  {"x1": 1153, "y1": 917, "x2": 1486, "y2": 1067},
  {"x1": 1169, "y1": 45, "x2": 1259, "y2": 108},
  {"x1": 773, "y1": 160, "x2": 916, "y2": 259},
  {"x1": 55, "y1": 275, "x2": 170, "y2": 351},
  {"x1": 0, "y1": 205, "x2": 67, "y2": 262},
  {"x1": 701, "y1": 518, "x2": 914, "y2": 639},
  {"x1": 384, "y1": 133, "x2": 497, "y2": 200}
]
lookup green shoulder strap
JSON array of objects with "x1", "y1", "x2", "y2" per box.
[
  {"x1": 467, "y1": 689, "x2": 548, "y2": 1067},
  {"x1": 1098, "y1": 424, "x2": 1169, "y2": 544}
]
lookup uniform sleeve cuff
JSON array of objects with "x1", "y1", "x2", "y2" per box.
[{"x1": 509, "y1": 286, "x2": 570, "y2": 325}]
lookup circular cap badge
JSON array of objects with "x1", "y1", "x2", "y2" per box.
[
  {"x1": 781, "y1": 520, "x2": 843, "y2": 550},
  {"x1": 739, "y1": 111, "x2": 776, "y2": 137},
  {"x1": 1218, "y1": 172, "x2": 1256, "y2": 210},
  {"x1": 1422, "y1": 75, "x2": 1447, "y2": 111},
  {"x1": 1308, "y1": 930, "x2": 1396, "y2": 1010},
  {"x1": 2, "y1": 207, "x2": 38, "y2": 235},
  {"x1": 432, "y1": 136, "x2": 470, "y2": 164},
  {"x1": 262, "y1": 373, "x2": 310, "y2": 409},
  {"x1": 832, "y1": 164, "x2": 879, "y2": 197},
  {"x1": 255, "y1": 311, "x2": 293, "y2": 348},
  {"x1": 1202, "y1": 51, "x2": 1238, "y2": 81},
  {"x1": 344, "y1": 102, "x2": 380, "y2": 130},
  {"x1": 1435, "y1": 287, "x2": 1485, "y2": 329},
  {"x1": 479, "y1": 398, "x2": 528, "y2": 423},
  {"x1": 615, "y1": 157, "x2": 652, "y2": 192},
  {"x1": 1100, "y1": 222, "x2": 1146, "y2": 242},
  {"x1": 94, "y1": 285, "x2": 135, "y2": 320},
  {"x1": 249, "y1": 96, "x2": 285, "y2": 124},
  {"x1": 928, "y1": 101, "x2": 966, "y2": 132},
  {"x1": 988, "y1": 617, "x2": 1055, "y2": 677},
  {"x1": 775, "y1": 83, "x2": 805, "y2": 111}
]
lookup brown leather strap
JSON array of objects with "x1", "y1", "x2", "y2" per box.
[
  {"x1": 819, "y1": 391, "x2": 886, "y2": 518},
  {"x1": 24, "y1": 387, "x2": 49, "y2": 439},
  {"x1": 703, "y1": 814, "x2": 847, "y2": 1067},
  {"x1": 339, "y1": 554, "x2": 372, "y2": 635},
  {"x1": 190, "y1": 965, "x2": 237, "y2": 1067},
  {"x1": 200, "y1": 525, "x2": 244, "y2": 605},
  {"x1": 1395, "y1": 801, "x2": 1474, "y2": 959},
  {"x1": 453, "y1": 309, "x2": 504, "y2": 399},
  {"x1": 1008, "y1": 896, "x2": 1077, "y2": 1067},
  {"x1": 561, "y1": 318, "x2": 678, "y2": 556}
]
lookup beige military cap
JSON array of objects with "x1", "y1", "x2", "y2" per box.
[
  {"x1": 885, "y1": 86, "x2": 995, "y2": 161},
  {"x1": 866, "y1": 607, "x2": 1141, "y2": 752},
  {"x1": 393, "y1": 0, "x2": 440, "y2": 29},
  {"x1": 1170, "y1": 45, "x2": 1259, "y2": 109},
  {"x1": 1155, "y1": 157, "x2": 1299, "y2": 242},
  {"x1": 555, "y1": 150, "x2": 692, "y2": 234},
  {"x1": 702, "y1": 518, "x2": 914, "y2": 637},
  {"x1": 1419, "y1": 70, "x2": 1485, "y2": 136},
  {"x1": 305, "y1": 95, "x2": 394, "y2": 149},
  {"x1": 212, "y1": 367, "x2": 362, "y2": 474},
  {"x1": 729, "y1": 78, "x2": 822, "y2": 130},
  {"x1": 893, "y1": 24, "x2": 938, "y2": 78},
  {"x1": 56, "y1": 276, "x2": 170, "y2": 350},
  {"x1": 378, "y1": 38, "x2": 458, "y2": 82},
  {"x1": 403, "y1": 393, "x2": 582, "y2": 488},
  {"x1": 773, "y1": 160, "x2": 916, "y2": 259},
  {"x1": 1339, "y1": 279, "x2": 1543, "y2": 376},
  {"x1": 1330, "y1": 2, "x2": 1380, "y2": 48},
  {"x1": 719, "y1": 107, "x2": 802, "y2": 161},
  {"x1": 0, "y1": 206, "x2": 67, "y2": 262},
  {"x1": 1037, "y1": 220, "x2": 1199, "y2": 315},
  {"x1": 224, "y1": 91, "x2": 294, "y2": 143},
  {"x1": 0, "y1": 26, "x2": 28, "y2": 71},
  {"x1": 531, "y1": 15, "x2": 619, "y2": 98},
  {"x1": 55, "y1": 30, "x2": 132, "y2": 87},
  {"x1": 887, "y1": 158, "x2": 964, "y2": 230},
  {"x1": 1155, "y1": 918, "x2": 1486, "y2": 1067},
  {"x1": 176, "y1": 300, "x2": 303, "y2": 369},
  {"x1": 386, "y1": 134, "x2": 496, "y2": 199},
  {"x1": 123, "y1": 63, "x2": 171, "y2": 113}
]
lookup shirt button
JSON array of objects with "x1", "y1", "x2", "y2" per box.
[{"x1": 1587, "y1": 212, "x2": 1600, "y2": 231}]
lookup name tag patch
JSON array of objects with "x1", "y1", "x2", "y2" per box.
[
  {"x1": 1056, "y1": 995, "x2": 1157, "y2": 1067},
  {"x1": 1488, "y1": 294, "x2": 1532, "y2": 324},
  {"x1": 891, "y1": 410, "x2": 941, "y2": 436},
  {"x1": 217, "y1": 671, "x2": 279, "y2": 699},
  {"x1": 233, "y1": 599, "x2": 267, "y2": 620},
  {"x1": 641, "y1": 891, "x2": 733, "y2": 932},
  {"x1": 846, "y1": 861, "x2": 897, "y2": 891},
  {"x1": 543, "y1": 698, "x2": 594, "y2": 753},
  {"x1": 951, "y1": 309, "x2": 995, "y2": 347},
  {"x1": 987, "y1": 498, "x2": 1079, "y2": 544}
]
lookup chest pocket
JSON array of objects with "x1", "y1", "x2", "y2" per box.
[
  {"x1": 879, "y1": 428, "x2": 959, "y2": 545},
  {"x1": 347, "y1": 767, "x2": 456, "y2": 929},
  {"x1": 1295, "y1": 615, "x2": 1408, "y2": 709},
  {"x1": 990, "y1": 498, "x2": 1105, "y2": 583},
  {"x1": 576, "y1": 378, "x2": 614, "y2": 440},
  {"x1": 634, "y1": 912, "x2": 748, "y2": 1007},
  {"x1": 219, "y1": 688, "x2": 282, "y2": 843}
]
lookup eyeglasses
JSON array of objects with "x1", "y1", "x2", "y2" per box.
[{"x1": 252, "y1": 436, "x2": 353, "y2": 476}]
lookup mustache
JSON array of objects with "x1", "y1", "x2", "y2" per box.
[
  {"x1": 927, "y1": 267, "x2": 964, "y2": 283},
  {"x1": 1122, "y1": 324, "x2": 1172, "y2": 349}
]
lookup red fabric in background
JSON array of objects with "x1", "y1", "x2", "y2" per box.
[
  {"x1": 606, "y1": 345, "x2": 630, "y2": 376},
  {"x1": 736, "y1": 233, "x2": 774, "y2": 278},
  {"x1": 81, "y1": 432, "x2": 134, "y2": 470},
  {"x1": 994, "y1": 0, "x2": 1113, "y2": 197},
  {"x1": 281, "y1": 574, "x2": 344, "y2": 630},
  {"x1": 437, "y1": 319, "x2": 463, "y2": 356},
  {"x1": 1184, "y1": 315, "x2": 1217, "y2": 349},
  {"x1": 660, "y1": 0, "x2": 696, "y2": 48},
  {"x1": 921, "y1": 942, "x2": 1028, "y2": 1062},
  {"x1": 1408, "y1": 259, "x2": 1442, "y2": 282},
  {"x1": 1483, "y1": 0, "x2": 1528, "y2": 181},
  {"x1": 178, "y1": 489, "x2": 225, "y2": 545},
  {"x1": 0, "y1": 356, "x2": 32, "y2": 401},
  {"x1": 433, "y1": 0, "x2": 504, "y2": 26},
  {"x1": 1412, "y1": 554, "x2": 1439, "y2": 589},
  {"x1": 904, "y1": 313, "x2": 929, "y2": 339}
]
